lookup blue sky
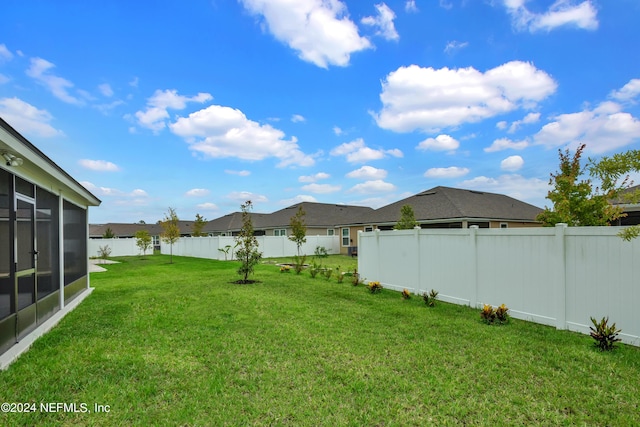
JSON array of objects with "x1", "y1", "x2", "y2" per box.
[{"x1": 2, "y1": 0, "x2": 640, "y2": 224}]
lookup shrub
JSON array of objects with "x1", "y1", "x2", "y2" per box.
[
  {"x1": 481, "y1": 304, "x2": 509, "y2": 325},
  {"x1": 323, "y1": 267, "x2": 333, "y2": 280},
  {"x1": 292, "y1": 254, "x2": 306, "y2": 275},
  {"x1": 368, "y1": 281, "x2": 383, "y2": 294},
  {"x1": 336, "y1": 266, "x2": 344, "y2": 283},
  {"x1": 495, "y1": 304, "x2": 510, "y2": 323},
  {"x1": 280, "y1": 265, "x2": 291, "y2": 273},
  {"x1": 480, "y1": 304, "x2": 497, "y2": 324},
  {"x1": 98, "y1": 245, "x2": 111, "y2": 259},
  {"x1": 314, "y1": 246, "x2": 329, "y2": 258},
  {"x1": 309, "y1": 260, "x2": 321, "y2": 278},
  {"x1": 422, "y1": 289, "x2": 438, "y2": 307},
  {"x1": 589, "y1": 317, "x2": 622, "y2": 351},
  {"x1": 401, "y1": 289, "x2": 411, "y2": 300},
  {"x1": 351, "y1": 270, "x2": 364, "y2": 286}
]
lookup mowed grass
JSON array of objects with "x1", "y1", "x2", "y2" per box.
[{"x1": 1, "y1": 255, "x2": 639, "y2": 426}]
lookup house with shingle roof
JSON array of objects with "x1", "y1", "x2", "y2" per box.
[
  {"x1": 611, "y1": 184, "x2": 640, "y2": 225},
  {"x1": 336, "y1": 186, "x2": 543, "y2": 255}
]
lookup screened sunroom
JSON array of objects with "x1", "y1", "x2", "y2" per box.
[{"x1": 0, "y1": 118, "x2": 100, "y2": 365}]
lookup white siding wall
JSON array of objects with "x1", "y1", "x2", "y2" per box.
[{"x1": 358, "y1": 225, "x2": 640, "y2": 346}]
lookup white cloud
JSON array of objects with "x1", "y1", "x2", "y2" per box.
[
  {"x1": 534, "y1": 101, "x2": 640, "y2": 153},
  {"x1": 301, "y1": 183, "x2": 342, "y2": 194},
  {"x1": 291, "y1": 114, "x2": 306, "y2": 123},
  {"x1": 98, "y1": 83, "x2": 114, "y2": 97},
  {"x1": 444, "y1": 40, "x2": 469, "y2": 54},
  {"x1": 226, "y1": 191, "x2": 269, "y2": 204},
  {"x1": 501, "y1": 155, "x2": 524, "y2": 171},
  {"x1": 346, "y1": 165, "x2": 388, "y2": 180},
  {"x1": 439, "y1": 0, "x2": 453, "y2": 10},
  {"x1": 225, "y1": 169, "x2": 251, "y2": 176},
  {"x1": 405, "y1": 0, "x2": 418, "y2": 13},
  {"x1": 333, "y1": 126, "x2": 344, "y2": 135},
  {"x1": 424, "y1": 166, "x2": 470, "y2": 178},
  {"x1": 417, "y1": 134, "x2": 460, "y2": 151},
  {"x1": 330, "y1": 138, "x2": 403, "y2": 163},
  {"x1": 496, "y1": 121, "x2": 508, "y2": 130},
  {"x1": 80, "y1": 181, "x2": 149, "y2": 201},
  {"x1": 79, "y1": 159, "x2": 120, "y2": 172},
  {"x1": 129, "y1": 77, "x2": 139, "y2": 88},
  {"x1": 504, "y1": 0, "x2": 598, "y2": 33},
  {"x1": 375, "y1": 61, "x2": 556, "y2": 132},
  {"x1": 361, "y1": 3, "x2": 399, "y2": 41},
  {"x1": 299, "y1": 172, "x2": 330, "y2": 183},
  {"x1": 484, "y1": 137, "x2": 529, "y2": 152},
  {"x1": 0, "y1": 44, "x2": 13, "y2": 62},
  {"x1": 459, "y1": 174, "x2": 549, "y2": 208},
  {"x1": 508, "y1": 112, "x2": 540, "y2": 133},
  {"x1": 170, "y1": 104, "x2": 314, "y2": 167},
  {"x1": 610, "y1": 79, "x2": 640, "y2": 102},
  {"x1": 349, "y1": 179, "x2": 396, "y2": 194},
  {"x1": 26, "y1": 58, "x2": 83, "y2": 105},
  {"x1": 185, "y1": 188, "x2": 210, "y2": 197},
  {"x1": 239, "y1": 0, "x2": 372, "y2": 68},
  {"x1": 278, "y1": 195, "x2": 318, "y2": 205},
  {"x1": 197, "y1": 202, "x2": 219, "y2": 210},
  {"x1": 135, "y1": 89, "x2": 212, "y2": 132},
  {"x1": 0, "y1": 97, "x2": 63, "y2": 137}
]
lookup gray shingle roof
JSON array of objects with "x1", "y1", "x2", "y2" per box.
[{"x1": 349, "y1": 186, "x2": 543, "y2": 225}]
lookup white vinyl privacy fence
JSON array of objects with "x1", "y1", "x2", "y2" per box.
[
  {"x1": 89, "y1": 238, "x2": 147, "y2": 257},
  {"x1": 161, "y1": 235, "x2": 340, "y2": 260},
  {"x1": 358, "y1": 224, "x2": 640, "y2": 346}
]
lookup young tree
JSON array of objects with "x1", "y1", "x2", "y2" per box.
[
  {"x1": 234, "y1": 200, "x2": 262, "y2": 283},
  {"x1": 192, "y1": 213, "x2": 207, "y2": 237},
  {"x1": 536, "y1": 144, "x2": 640, "y2": 227},
  {"x1": 135, "y1": 229, "x2": 152, "y2": 258},
  {"x1": 536, "y1": 144, "x2": 610, "y2": 226},
  {"x1": 160, "y1": 207, "x2": 180, "y2": 264},
  {"x1": 395, "y1": 204, "x2": 419, "y2": 229},
  {"x1": 102, "y1": 227, "x2": 115, "y2": 238},
  {"x1": 589, "y1": 149, "x2": 640, "y2": 239},
  {"x1": 288, "y1": 205, "x2": 307, "y2": 256}
]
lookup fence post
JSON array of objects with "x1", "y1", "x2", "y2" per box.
[
  {"x1": 555, "y1": 223, "x2": 568, "y2": 330},
  {"x1": 414, "y1": 226, "x2": 421, "y2": 295},
  {"x1": 469, "y1": 226, "x2": 479, "y2": 308}
]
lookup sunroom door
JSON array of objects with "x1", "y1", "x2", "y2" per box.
[{"x1": 15, "y1": 197, "x2": 37, "y2": 339}]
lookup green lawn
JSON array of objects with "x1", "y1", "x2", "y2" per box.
[{"x1": 1, "y1": 254, "x2": 639, "y2": 426}]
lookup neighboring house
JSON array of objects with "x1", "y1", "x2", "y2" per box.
[
  {"x1": 1, "y1": 118, "x2": 101, "y2": 362},
  {"x1": 611, "y1": 185, "x2": 640, "y2": 226},
  {"x1": 203, "y1": 202, "x2": 374, "y2": 238},
  {"x1": 337, "y1": 186, "x2": 543, "y2": 255}
]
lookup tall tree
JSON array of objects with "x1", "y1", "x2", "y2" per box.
[
  {"x1": 536, "y1": 144, "x2": 640, "y2": 227},
  {"x1": 288, "y1": 205, "x2": 307, "y2": 256},
  {"x1": 395, "y1": 204, "x2": 419, "y2": 229},
  {"x1": 536, "y1": 144, "x2": 611, "y2": 226},
  {"x1": 160, "y1": 207, "x2": 180, "y2": 264},
  {"x1": 135, "y1": 229, "x2": 152, "y2": 258},
  {"x1": 192, "y1": 213, "x2": 207, "y2": 237},
  {"x1": 235, "y1": 200, "x2": 262, "y2": 283}
]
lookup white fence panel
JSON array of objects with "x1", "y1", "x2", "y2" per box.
[
  {"x1": 161, "y1": 235, "x2": 340, "y2": 260},
  {"x1": 358, "y1": 225, "x2": 640, "y2": 347},
  {"x1": 89, "y1": 238, "x2": 146, "y2": 257}
]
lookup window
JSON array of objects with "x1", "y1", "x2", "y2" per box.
[
  {"x1": 327, "y1": 229, "x2": 335, "y2": 236},
  {"x1": 364, "y1": 226, "x2": 374, "y2": 232},
  {"x1": 342, "y1": 228, "x2": 350, "y2": 246},
  {"x1": 274, "y1": 229, "x2": 286, "y2": 236},
  {"x1": 500, "y1": 223, "x2": 508, "y2": 229}
]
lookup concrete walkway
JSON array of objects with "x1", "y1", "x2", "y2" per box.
[{"x1": 89, "y1": 259, "x2": 120, "y2": 273}]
